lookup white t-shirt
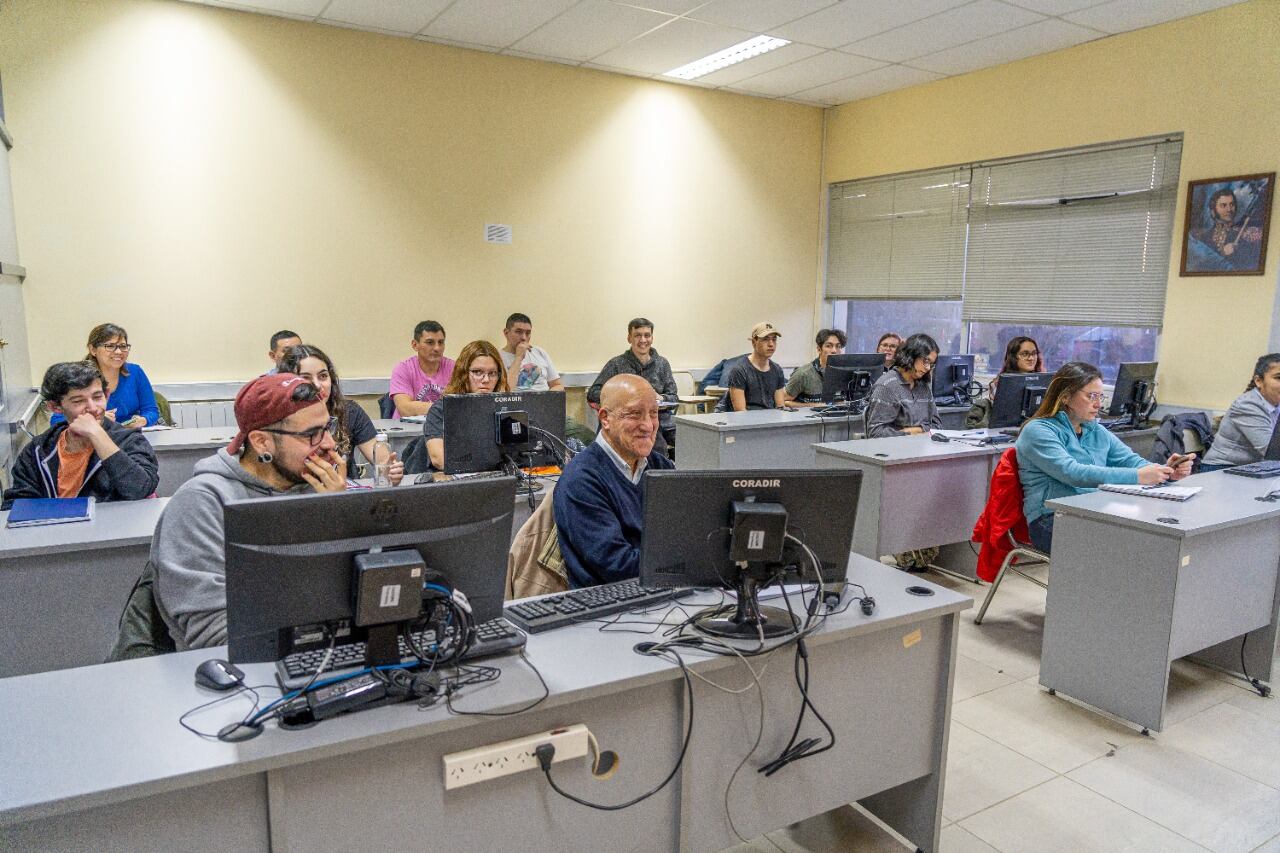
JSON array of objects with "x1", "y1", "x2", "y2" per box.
[{"x1": 501, "y1": 346, "x2": 560, "y2": 391}]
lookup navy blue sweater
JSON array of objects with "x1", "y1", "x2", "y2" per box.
[{"x1": 553, "y1": 440, "x2": 674, "y2": 588}]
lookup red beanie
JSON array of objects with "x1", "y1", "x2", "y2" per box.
[{"x1": 227, "y1": 373, "x2": 319, "y2": 455}]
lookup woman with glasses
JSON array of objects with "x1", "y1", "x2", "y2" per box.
[
  {"x1": 1015, "y1": 361, "x2": 1191, "y2": 552},
  {"x1": 422, "y1": 340, "x2": 511, "y2": 472},
  {"x1": 279, "y1": 344, "x2": 404, "y2": 486},
  {"x1": 865, "y1": 333, "x2": 943, "y2": 438},
  {"x1": 53, "y1": 323, "x2": 159, "y2": 428},
  {"x1": 966, "y1": 336, "x2": 1046, "y2": 427}
]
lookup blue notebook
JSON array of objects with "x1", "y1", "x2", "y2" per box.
[{"x1": 6, "y1": 497, "x2": 96, "y2": 528}]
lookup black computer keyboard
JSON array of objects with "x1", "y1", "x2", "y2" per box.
[
  {"x1": 504, "y1": 578, "x2": 687, "y2": 634},
  {"x1": 1223, "y1": 460, "x2": 1280, "y2": 479},
  {"x1": 276, "y1": 617, "x2": 526, "y2": 689}
]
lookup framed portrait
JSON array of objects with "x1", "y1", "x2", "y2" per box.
[{"x1": 1180, "y1": 172, "x2": 1273, "y2": 276}]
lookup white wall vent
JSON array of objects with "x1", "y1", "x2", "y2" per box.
[{"x1": 484, "y1": 224, "x2": 512, "y2": 244}]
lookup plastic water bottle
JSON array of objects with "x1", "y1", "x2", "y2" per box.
[{"x1": 372, "y1": 433, "x2": 391, "y2": 487}]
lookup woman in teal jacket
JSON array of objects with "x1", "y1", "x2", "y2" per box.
[{"x1": 1014, "y1": 361, "x2": 1191, "y2": 552}]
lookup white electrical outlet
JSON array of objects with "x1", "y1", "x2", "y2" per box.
[{"x1": 443, "y1": 723, "x2": 591, "y2": 790}]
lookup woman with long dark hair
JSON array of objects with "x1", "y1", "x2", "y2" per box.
[
  {"x1": 864, "y1": 333, "x2": 942, "y2": 437},
  {"x1": 966, "y1": 336, "x2": 1046, "y2": 427},
  {"x1": 1199, "y1": 353, "x2": 1280, "y2": 471},
  {"x1": 1015, "y1": 361, "x2": 1191, "y2": 552},
  {"x1": 279, "y1": 344, "x2": 404, "y2": 485}
]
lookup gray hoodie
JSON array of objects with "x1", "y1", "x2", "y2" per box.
[{"x1": 153, "y1": 449, "x2": 311, "y2": 650}]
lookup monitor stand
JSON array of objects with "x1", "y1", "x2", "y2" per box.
[{"x1": 697, "y1": 569, "x2": 798, "y2": 640}]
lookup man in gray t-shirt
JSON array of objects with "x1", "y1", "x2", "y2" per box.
[{"x1": 727, "y1": 322, "x2": 787, "y2": 411}]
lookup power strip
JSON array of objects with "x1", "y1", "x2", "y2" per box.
[{"x1": 443, "y1": 723, "x2": 591, "y2": 790}]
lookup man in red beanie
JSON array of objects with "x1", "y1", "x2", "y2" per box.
[{"x1": 153, "y1": 373, "x2": 348, "y2": 650}]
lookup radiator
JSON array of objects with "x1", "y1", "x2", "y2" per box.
[{"x1": 169, "y1": 400, "x2": 236, "y2": 428}]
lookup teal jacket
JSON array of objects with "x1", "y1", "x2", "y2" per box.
[{"x1": 1015, "y1": 411, "x2": 1146, "y2": 523}]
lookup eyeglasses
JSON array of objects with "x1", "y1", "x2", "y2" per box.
[
  {"x1": 263, "y1": 416, "x2": 338, "y2": 447},
  {"x1": 1017, "y1": 351, "x2": 1040, "y2": 359},
  {"x1": 99, "y1": 343, "x2": 132, "y2": 352},
  {"x1": 1082, "y1": 392, "x2": 1106, "y2": 403},
  {"x1": 468, "y1": 369, "x2": 501, "y2": 381}
]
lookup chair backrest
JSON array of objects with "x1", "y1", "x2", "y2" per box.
[
  {"x1": 673, "y1": 370, "x2": 696, "y2": 397},
  {"x1": 152, "y1": 391, "x2": 173, "y2": 426},
  {"x1": 378, "y1": 393, "x2": 396, "y2": 419},
  {"x1": 506, "y1": 487, "x2": 567, "y2": 600},
  {"x1": 107, "y1": 562, "x2": 176, "y2": 662}
]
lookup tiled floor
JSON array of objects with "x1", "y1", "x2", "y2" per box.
[{"x1": 720, "y1": 568, "x2": 1280, "y2": 853}]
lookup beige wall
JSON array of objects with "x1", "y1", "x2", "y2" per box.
[
  {"x1": 823, "y1": 0, "x2": 1280, "y2": 410},
  {"x1": 0, "y1": 0, "x2": 824, "y2": 383}
]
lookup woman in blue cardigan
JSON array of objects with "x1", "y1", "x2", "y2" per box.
[
  {"x1": 53, "y1": 323, "x2": 160, "y2": 428},
  {"x1": 1015, "y1": 361, "x2": 1191, "y2": 552}
]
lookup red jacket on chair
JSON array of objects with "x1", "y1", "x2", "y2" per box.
[{"x1": 971, "y1": 448, "x2": 1031, "y2": 583}]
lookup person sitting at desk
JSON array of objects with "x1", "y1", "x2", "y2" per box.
[
  {"x1": 966, "y1": 336, "x2": 1045, "y2": 428},
  {"x1": 280, "y1": 343, "x2": 404, "y2": 485},
  {"x1": 877, "y1": 332, "x2": 902, "y2": 370},
  {"x1": 265, "y1": 329, "x2": 302, "y2": 375},
  {"x1": 422, "y1": 340, "x2": 511, "y2": 472},
  {"x1": 785, "y1": 328, "x2": 846, "y2": 407},
  {"x1": 1199, "y1": 352, "x2": 1280, "y2": 471},
  {"x1": 554, "y1": 375, "x2": 675, "y2": 588},
  {"x1": 865, "y1": 333, "x2": 943, "y2": 437},
  {"x1": 1016, "y1": 361, "x2": 1191, "y2": 553},
  {"x1": 727, "y1": 322, "x2": 786, "y2": 411},
  {"x1": 389, "y1": 320, "x2": 454, "y2": 419},
  {"x1": 588, "y1": 317, "x2": 680, "y2": 449},
  {"x1": 153, "y1": 374, "x2": 347, "y2": 650},
  {"x1": 3, "y1": 362, "x2": 159, "y2": 509},
  {"x1": 52, "y1": 323, "x2": 159, "y2": 428}
]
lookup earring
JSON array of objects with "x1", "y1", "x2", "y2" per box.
[{"x1": 257, "y1": 452, "x2": 273, "y2": 464}]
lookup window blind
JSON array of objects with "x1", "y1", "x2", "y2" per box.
[
  {"x1": 826, "y1": 167, "x2": 968, "y2": 300},
  {"x1": 962, "y1": 140, "x2": 1182, "y2": 327}
]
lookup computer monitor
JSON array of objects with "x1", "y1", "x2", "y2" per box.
[
  {"x1": 1266, "y1": 417, "x2": 1280, "y2": 462},
  {"x1": 931, "y1": 354, "x2": 975, "y2": 404},
  {"x1": 989, "y1": 372, "x2": 1052, "y2": 429},
  {"x1": 1107, "y1": 361, "x2": 1158, "y2": 426},
  {"x1": 441, "y1": 390, "x2": 566, "y2": 475},
  {"x1": 639, "y1": 469, "x2": 861, "y2": 640},
  {"x1": 225, "y1": 478, "x2": 515, "y2": 666},
  {"x1": 821, "y1": 353, "x2": 886, "y2": 405}
]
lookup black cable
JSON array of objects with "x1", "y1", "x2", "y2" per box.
[
  {"x1": 536, "y1": 645, "x2": 694, "y2": 810},
  {"x1": 438, "y1": 651, "x2": 551, "y2": 716},
  {"x1": 179, "y1": 683, "x2": 268, "y2": 740},
  {"x1": 1239, "y1": 633, "x2": 1272, "y2": 697}
]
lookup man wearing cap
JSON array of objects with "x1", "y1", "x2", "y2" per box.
[
  {"x1": 726, "y1": 322, "x2": 787, "y2": 412},
  {"x1": 153, "y1": 373, "x2": 348, "y2": 650}
]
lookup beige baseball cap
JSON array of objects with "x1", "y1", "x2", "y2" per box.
[{"x1": 751, "y1": 322, "x2": 781, "y2": 339}]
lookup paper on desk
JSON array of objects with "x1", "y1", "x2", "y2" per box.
[
  {"x1": 930, "y1": 429, "x2": 988, "y2": 439},
  {"x1": 141, "y1": 424, "x2": 176, "y2": 432}
]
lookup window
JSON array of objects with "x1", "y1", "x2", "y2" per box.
[
  {"x1": 825, "y1": 137, "x2": 1181, "y2": 381},
  {"x1": 966, "y1": 322, "x2": 1158, "y2": 384},
  {"x1": 830, "y1": 299, "x2": 963, "y2": 355}
]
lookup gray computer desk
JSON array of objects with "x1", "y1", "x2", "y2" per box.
[
  {"x1": 0, "y1": 498, "x2": 170, "y2": 678},
  {"x1": 145, "y1": 421, "x2": 417, "y2": 497},
  {"x1": 674, "y1": 409, "x2": 862, "y2": 469},
  {"x1": 1040, "y1": 471, "x2": 1280, "y2": 733},
  {"x1": 815, "y1": 435, "x2": 1005, "y2": 580},
  {"x1": 0, "y1": 481, "x2": 547, "y2": 679},
  {"x1": 0, "y1": 556, "x2": 971, "y2": 853}
]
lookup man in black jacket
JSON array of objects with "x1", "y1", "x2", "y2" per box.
[
  {"x1": 2, "y1": 362, "x2": 160, "y2": 509},
  {"x1": 588, "y1": 317, "x2": 680, "y2": 450}
]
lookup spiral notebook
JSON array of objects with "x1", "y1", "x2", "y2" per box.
[{"x1": 1098, "y1": 484, "x2": 1201, "y2": 502}]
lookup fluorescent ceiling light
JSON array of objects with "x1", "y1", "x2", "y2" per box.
[{"x1": 664, "y1": 35, "x2": 789, "y2": 81}]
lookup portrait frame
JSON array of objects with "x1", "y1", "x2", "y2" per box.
[{"x1": 1179, "y1": 172, "x2": 1273, "y2": 276}]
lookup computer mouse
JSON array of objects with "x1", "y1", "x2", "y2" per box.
[{"x1": 195, "y1": 658, "x2": 245, "y2": 691}]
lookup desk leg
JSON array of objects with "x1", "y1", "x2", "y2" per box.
[{"x1": 858, "y1": 613, "x2": 958, "y2": 853}]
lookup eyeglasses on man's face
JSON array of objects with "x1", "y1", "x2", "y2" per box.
[{"x1": 263, "y1": 416, "x2": 338, "y2": 447}]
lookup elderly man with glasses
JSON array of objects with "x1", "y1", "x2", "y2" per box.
[{"x1": 153, "y1": 373, "x2": 347, "y2": 650}]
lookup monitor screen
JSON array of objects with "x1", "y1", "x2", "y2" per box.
[
  {"x1": 931, "y1": 354, "x2": 974, "y2": 402},
  {"x1": 638, "y1": 469, "x2": 861, "y2": 590},
  {"x1": 989, "y1": 372, "x2": 1052, "y2": 429},
  {"x1": 225, "y1": 478, "x2": 515, "y2": 664},
  {"x1": 440, "y1": 390, "x2": 566, "y2": 474},
  {"x1": 821, "y1": 353, "x2": 886, "y2": 404},
  {"x1": 1266, "y1": 416, "x2": 1280, "y2": 462},
  {"x1": 1107, "y1": 362, "x2": 1158, "y2": 417}
]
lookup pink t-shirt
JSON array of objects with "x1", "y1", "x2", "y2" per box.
[{"x1": 389, "y1": 356, "x2": 455, "y2": 419}]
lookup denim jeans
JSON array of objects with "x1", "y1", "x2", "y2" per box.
[{"x1": 1028, "y1": 513, "x2": 1055, "y2": 554}]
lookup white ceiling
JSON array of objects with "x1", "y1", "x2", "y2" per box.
[{"x1": 177, "y1": 0, "x2": 1247, "y2": 107}]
